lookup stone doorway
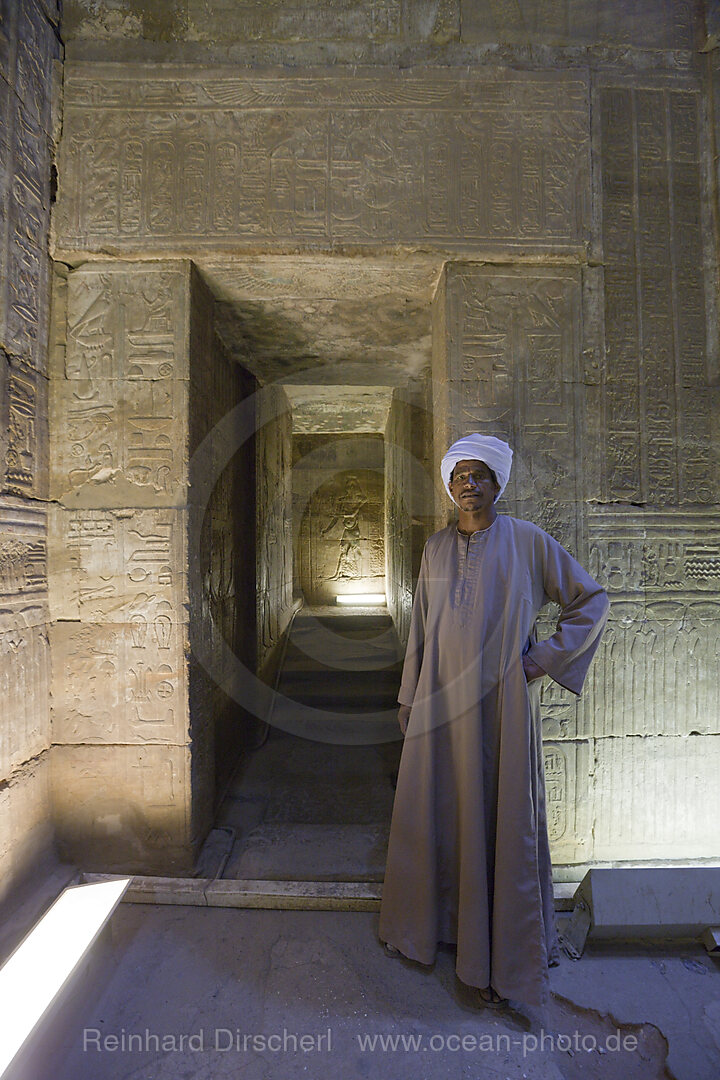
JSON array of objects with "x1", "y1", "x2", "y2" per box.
[{"x1": 195, "y1": 257, "x2": 439, "y2": 884}]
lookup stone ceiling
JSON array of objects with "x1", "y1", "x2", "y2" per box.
[{"x1": 199, "y1": 256, "x2": 441, "y2": 432}]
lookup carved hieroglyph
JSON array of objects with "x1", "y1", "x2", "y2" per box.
[
  {"x1": 585, "y1": 508, "x2": 720, "y2": 740},
  {"x1": 0, "y1": 499, "x2": 50, "y2": 780},
  {"x1": 0, "y1": 0, "x2": 58, "y2": 899},
  {"x1": 0, "y1": 0, "x2": 59, "y2": 372},
  {"x1": 54, "y1": 65, "x2": 589, "y2": 254},
  {"x1": 49, "y1": 261, "x2": 226, "y2": 869},
  {"x1": 0, "y1": 352, "x2": 49, "y2": 500},
  {"x1": 50, "y1": 265, "x2": 190, "y2": 507},
  {"x1": 595, "y1": 82, "x2": 716, "y2": 508},
  {"x1": 433, "y1": 239, "x2": 720, "y2": 865},
  {"x1": 439, "y1": 264, "x2": 584, "y2": 553}
]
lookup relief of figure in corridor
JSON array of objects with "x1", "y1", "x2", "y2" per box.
[{"x1": 322, "y1": 473, "x2": 368, "y2": 580}]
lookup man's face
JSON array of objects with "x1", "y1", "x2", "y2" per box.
[{"x1": 449, "y1": 459, "x2": 500, "y2": 509}]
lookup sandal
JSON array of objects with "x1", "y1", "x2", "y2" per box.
[
  {"x1": 477, "y1": 986, "x2": 508, "y2": 1009},
  {"x1": 382, "y1": 941, "x2": 402, "y2": 957}
]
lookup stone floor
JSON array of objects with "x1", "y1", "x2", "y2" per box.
[
  {"x1": 212, "y1": 609, "x2": 403, "y2": 883},
  {"x1": 37, "y1": 902, "x2": 719, "y2": 1080}
]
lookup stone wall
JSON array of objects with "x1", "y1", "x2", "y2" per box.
[
  {"x1": 385, "y1": 386, "x2": 433, "y2": 647},
  {"x1": 188, "y1": 274, "x2": 257, "y2": 831},
  {"x1": 49, "y1": 0, "x2": 720, "y2": 871},
  {"x1": 59, "y1": 0, "x2": 701, "y2": 63},
  {"x1": 256, "y1": 384, "x2": 293, "y2": 674},
  {"x1": 0, "y1": 0, "x2": 61, "y2": 902},
  {"x1": 49, "y1": 260, "x2": 250, "y2": 872}
]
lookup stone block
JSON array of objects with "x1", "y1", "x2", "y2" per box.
[
  {"x1": 50, "y1": 619, "x2": 188, "y2": 747},
  {"x1": 50, "y1": 374, "x2": 188, "y2": 508},
  {"x1": 50, "y1": 262, "x2": 191, "y2": 507},
  {"x1": 441, "y1": 263, "x2": 584, "y2": 554},
  {"x1": 0, "y1": 351, "x2": 49, "y2": 499},
  {"x1": 62, "y1": 0, "x2": 458, "y2": 52},
  {"x1": 461, "y1": 0, "x2": 697, "y2": 50},
  {"x1": 0, "y1": 495, "x2": 48, "y2": 631},
  {"x1": 54, "y1": 65, "x2": 589, "y2": 255},
  {"x1": 573, "y1": 866, "x2": 720, "y2": 940},
  {"x1": 63, "y1": 263, "x2": 191, "y2": 383},
  {"x1": 0, "y1": 754, "x2": 54, "y2": 907},
  {"x1": 51, "y1": 743, "x2": 194, "y2": 874},
  {"x1": 188, "y1": 0, "x2": 405, "y2": 44},
  {"x1": 1, "y1": 0, "x2": 61, "y2": 136},
  {"x1": 0, "y1": 147, "x2": 52, "y2": 373},
  {"x1": 0, "y1": 623, "x2": 50, "y2": 781},
  {"x1": 47, "y1": 505, "x2": 187, "y2": 623},
  {"x1": 583, "y1": 508, "x2": 720, "y2": 739},
  {"x1": 591, "y1": 735, "x2": 720, "y2": 862},
  {"x1": 598, "y1": 82, "x2": 715, "y2": 507}
]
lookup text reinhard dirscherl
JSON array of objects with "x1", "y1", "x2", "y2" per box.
[{"x1": 82, "y1": 1027, "x2": 639, "y2": 1057}]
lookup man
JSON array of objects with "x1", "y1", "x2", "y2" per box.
[{"x1": 379, "y1": 434, "x2": 609, "y2": 1010}]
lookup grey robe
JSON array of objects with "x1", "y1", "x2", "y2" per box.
[{"x1": 379, "y1": 515, "x2": 609, "y2": 1008}]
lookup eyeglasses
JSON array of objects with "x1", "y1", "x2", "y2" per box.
[{"x1": 451, "y1": 470, "x2": 493, "y2": 486}]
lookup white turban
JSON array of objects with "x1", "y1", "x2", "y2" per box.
[{"x1": 441, "y1": 434, "x2": 513, "y2": 503}]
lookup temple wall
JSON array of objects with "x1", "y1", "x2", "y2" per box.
[
  {"x1": 48, "y1": 0, "x2": 720, "y2": 871},
  {"x1": 48, "y1": 260, "x2": 248, "y2": 871},
  {"x1": 0, "y1": 0, "x2": 61, "y2": 901},
  {"x1": 59, "y1": 0, "x2": 700, "y2": 63}
]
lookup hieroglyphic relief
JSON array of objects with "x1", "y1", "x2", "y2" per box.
[
  {"x1": 47, "y1": 502, "x2": 186, "y2": 746},
  {"x1": 444, "y1": 265, "x2": 583, "y2": 554},
  {"x1": 0, "y1": 499, "x2": 50, "y2": 780},
  {"x1": 190, "y1": 0, "x2": 403, "y2": 42},
  {"x1": 0, "y1": 0, "x2": 59, "y2": 372},
  {"x1": 48, "y1": 507, "x2": 186, "y2": 623},
  {"x1": 55, "y1": 67, "x2": 589, "y2": 253},
  {"x1": 0, "y1": 354, "x2": 48, "y2": 498},
  {"x1": 598, "y1": 83, "x2": 716, "y2": 506},
  {"x1": 462, "y1": 0, "x2": 697, "y2": 49},
  {"x1": 0, "y1": 0, "x2": 56, "y2": 892},
  {"x1": 0, "y1": 503, "x2": 47, "y2": 602},
  {"x1": 0, "y1": 624, "x2": 50, "y2": 778},
  {"x1": 542, "y1": 741, "x2": 592, "y2": 865},
  {"x1": 583, "y1": 507, "x2": 720, "y2": 740},
  {"x1": 299, "y1": 473, "x2": 384, "y2": 606},
  {"x1": 50, "y1": 617, "x2": 185, "y2": 745},
  {"x1": 51, "y1": 265, "x2": 190, "y2": 505}
]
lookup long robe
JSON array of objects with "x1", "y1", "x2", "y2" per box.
[{"x1": 379, "y1": 515, "x2": 609, "y2": 1008}]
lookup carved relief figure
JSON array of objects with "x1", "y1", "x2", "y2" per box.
[{"x1": 322, "y1": 473, "x2": 368, "y2": 580}]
